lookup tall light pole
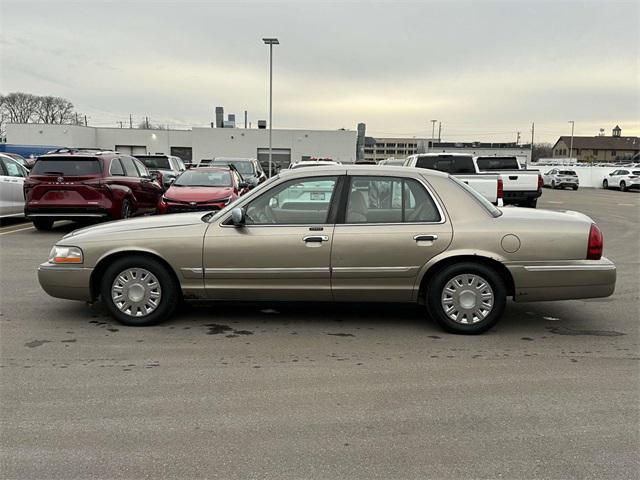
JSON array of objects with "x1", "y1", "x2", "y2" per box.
[
  {"x1": 430, "y1": 119, "x2": 437, "y2": 151},
  {"x1": 263, "y1": 38, "x2": 279, "y2": 177},
  {"x1": 568, "y1": 120, "x2": 575, "y2": 161}
]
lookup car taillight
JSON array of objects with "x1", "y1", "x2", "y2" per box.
[
  {"x1": 537, "y1": 174, "x2": 543, "y2": 191},
  {"x1": 497, "y1": 177, "x2": 504, "y2": 199},
  {"x1": 587, "y1": 223, "x2": 603, "y2": 260}
]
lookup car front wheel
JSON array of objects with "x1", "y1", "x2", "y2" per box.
[
  {"x1": 620, "y1": 181, "x2": 627, "y2": 192},
  {"x1": 603, "y1": 179, "x2": 608, "y2": 189},
  {"x1": 426, "y1": 263, "x2": 507, "y2": 334},
  {"x1": 100, "y1": 255, "x2": 178, "y2": 326}
]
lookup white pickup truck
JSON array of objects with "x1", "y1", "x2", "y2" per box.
[
  {"x1": 473, "y1": 156, "x2": 542, "y2": 208},
  {"x1": 404, "y1": 153, "x2": 503, "y2": 205}
]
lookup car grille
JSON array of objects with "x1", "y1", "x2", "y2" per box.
[{"x1": 167, "y1": 205, "x2": 220, "y2": 214}]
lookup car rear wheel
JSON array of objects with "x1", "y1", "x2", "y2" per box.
[
  {"x1": 572, "y1": 185, "x2": 578, "y2": 191},
  {"x1": 32, "y1": 217, "x2": 54, "y2": 231},
  {"x1": 100, "y1": 255, "x2": 178, "y2": 326},
  {"x1": 426, "y1": 263, "x2": 506, "y2": 334},
  {"x1": 603, "y1": 179, "x2": 608, "y2": 189},
  {"x1": 521, "y1": 198, "x2": 537, "y2": 208},
  {"x1": 620, "y1": 181, "x2": 627, "y2": 192},
  {"x1": 121, "y1": 199, "x2": 132, "y2": 219}
]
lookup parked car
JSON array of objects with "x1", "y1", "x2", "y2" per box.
[
  {"x1": 134, "y1": 154, "x2": 186, "y2": 188},
  {"x1": 0, "y1": 155, "x2": 28, "y2": 219},
  {"x1": 24, "y1": 149, "x2": 163, "y2": 230},
  {"x1": 473, "y1": 156, "x2": 542, "y2": 207},
  {"x1": 603, "y1": 169, "x2": 640, "y2": 192},
  {"x1": 1, "y1": 152, "x2": 34, "y2": 170},
  {"x1": 543, "y1": 169, "x2": 579, "y2": 190},
  {"x1": 38, "y1": 165, "x2": 615, "y2": 334},
  {"x1": 378, "y1": 158, "x2": 405, "y2": 166},
  {"x1": 210, "y1": 157, "x2": 267, "y2": 186},
  {"x1": 404, "y1": 153, "x2": 503, "y2": 205},
  {"x1": 157, "y1": 167, "x2": 250, "y2": 214},
  {"x1": 289, "y1": 160, "x2": 341, "y2": 169}
]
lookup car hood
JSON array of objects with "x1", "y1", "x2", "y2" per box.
[
  {"x1": 63, "y1": 212, "x2": 207, "y2": 239},
  {"x1": 164, "y1": 186, "x2": 234, "y2": 202}
]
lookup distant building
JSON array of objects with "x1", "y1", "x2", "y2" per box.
[
  {"x1": 364, "y1": 137, "x2": 532, "y2": 163},
  {"x1": 552, "y1": 126, "x2": 639, "y2": 163}
]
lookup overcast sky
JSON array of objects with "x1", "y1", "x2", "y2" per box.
[{"x1": 2, "y1": 0, "x2": 638, "y2": 142}]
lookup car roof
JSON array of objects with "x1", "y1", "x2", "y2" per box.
[
  {"x1": 191, "y1": 166, "x2": 234, "y2": 172},
  {"x1": 278, "y1": 164, "x2": 449, "y2": 179},
  {"x1": 413, "y1": 152, "x2": 473, "y2": 157}
]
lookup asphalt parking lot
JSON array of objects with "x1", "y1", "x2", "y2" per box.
[{"x1": 1, "y1": 188, "x2": 638, "y2": 480}]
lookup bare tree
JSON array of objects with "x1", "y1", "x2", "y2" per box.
[
  {"x1": 137, "y1": 119, "x2": 167, "y2": 130},
  {"x1": 1, "y1": 92, "x2": 40, "y2": 123},
  {"x1": 36, "y1": 96, "x2": 75, "y2": 124},
  {"x1": 532, "y1": 143, "x2": 554, "y2": 162}
]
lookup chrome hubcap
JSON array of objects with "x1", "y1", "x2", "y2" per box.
[
  {"x1": 111, "y1": 268, "x2": 161, "y2": 317},
  {"x1": 441, "y1": 274, "x2": 494, "y2": 324}
]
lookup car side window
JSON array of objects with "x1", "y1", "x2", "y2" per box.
[
  {"x1": 1, "y1": 158, "x2": 26, "y2": 178},
  {"x1": 620, "y1": 170, "x2": 629, "y2": 175},
  {"x1": 120, "y1": 157, "x2": 139, "y2": 177},
  {"x1": 110, "y1": 158, "x2": 125, "y2": 176},
  {"x1": 244, "y1": 176, "x2": 338, "y2": 225},
  {"x1": 133, "y1": 158, "x2": 150, "y2": 177},
  {"x1": 346, "y1": 176, "x2": 441, "y2": 224}
]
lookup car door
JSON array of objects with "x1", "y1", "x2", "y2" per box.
[
  {"x1": 202, "y1": 174, "x2": 342, "y2": 301},
  {"x1": 608, "y1": 170, "x2": 620, "y2": 186},
  {"x1": 132, "y1": 157, "x2": 163, "y2": 209},
  {"x1": 331, "y1": 173, "x2": 453, "y2": 302},
  {"x1": 544, "y1": 169, "x2": 555, "y2": 185},
  {"x1": 0, "y1": 157, "x2": 26, "y2": 217}
]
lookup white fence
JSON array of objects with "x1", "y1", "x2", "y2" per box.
[{"x1": 533, "y1": 165, "x2": 623, "y2": 188}]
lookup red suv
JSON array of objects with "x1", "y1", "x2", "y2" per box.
[{"x1": 25, "y1": 149, "x2": 163, "y2": 230}]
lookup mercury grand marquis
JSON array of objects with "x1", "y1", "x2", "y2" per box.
[{"x1": 38, "y1": 165, "x2": 616, "y2": 334}]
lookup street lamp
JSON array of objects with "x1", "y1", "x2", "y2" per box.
[
  {"x1": 568, "y1": 120, "x2": 575, "y2": 162},
  {"x1": 263, "y1": 37, "x2": 279, "y2": 177}
]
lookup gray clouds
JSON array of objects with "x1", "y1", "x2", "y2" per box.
[{"x1": 2, "y1": 0, "x2": 638, "y2": 141}]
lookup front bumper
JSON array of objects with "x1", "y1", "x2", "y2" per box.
[
  {"x1": 507, "y1": 257, "x2": 616, "y2": 302},
  {"x1": 38, "y1": 263, "x2": 94, "y2": 302}
]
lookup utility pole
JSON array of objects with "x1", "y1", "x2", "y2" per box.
[
  {"x1": 84, "y1": 115, "x2": 87, "y2": 126},
  {"x1": 516, "y1": 131, "x2": 521, "y2": 145},
  {"x1": 530, "y1": 122, "x2": 534, "y2": 166},
  {"x1": 119, "y1": 121, "x2": 123, "y2": 128},
  {"x1": 129, "y1": 114, "x2": 133, "y2": 129},
  {"x1": 438, "y1": 121, "x2": 442, "y2": 142},
  {"x1": 568, "y1": 121, "x2": 575, "y2": 161},
  {"x1": 244, "y1": 110, "x2": 248, "y2": 129},
  {"x1": 430, "y1": 120, "x2": 437, "y2": 151}
]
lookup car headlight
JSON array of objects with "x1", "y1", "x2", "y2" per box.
[{"x1": 48, "y1": 246, "x2": 83, "y2": 264}]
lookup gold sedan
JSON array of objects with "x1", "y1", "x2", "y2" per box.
[{"x1": 38, "y1": 166, "x2": 616, "y2": 334}]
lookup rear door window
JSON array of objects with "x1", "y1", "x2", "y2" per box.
[
  {"x1": 133, "y1": 158, "x2": 150, "y2": 177},
  {"x1": 476, "y1": 157, "x2": 520, "y2": 170},
  {"x1": 1, "y1": 158, "x2": 26, "y2": 177},
  {"x1": 110, "y1": 158, "x2": 125, "y2": 176},
  {"x1": 31, "y1": 157, "x2": 101, "y2": 176},
  {"x1": 120, "y1": 157, "x2": 139, "y2": 177}
]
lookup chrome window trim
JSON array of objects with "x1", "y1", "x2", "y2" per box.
[{"x1": 218, "y1": 173, "x2": 448, "y2": 227}]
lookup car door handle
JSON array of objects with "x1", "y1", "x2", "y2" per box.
[
  {"x1": 414, "y1": 234, "x2": 438, "y2": 242},
  {"x1": 303, "y1": 235, "x2": 329, "y2": 243}
]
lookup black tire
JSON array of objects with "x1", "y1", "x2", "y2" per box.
[
  {"x1": 426, "y1": 262, "x2": 507, "y2": 334},
  {"x1": 32, "y1": 217, "x2": 54, "y2": 231},
  {"x1": 620, "y1": 181, "x2": 627, "y2": 192},
  {"x1": 572, "y1": 185, "x2": 578, "y2": 191},
  {"x1": 551, "y1": 181, "x2": 556, "y2": 189},
  {"x1": 120, "y1": 198, "x2": 132, "y2": 219},
  {"x1": 100, "y1": 255, "x2": 178, "y2": 326},
  {"x1": 603, "y1": 179, "x2": 608, "y2": 189}
]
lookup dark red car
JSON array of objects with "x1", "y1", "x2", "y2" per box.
[
  {"x1": 157, "y1": 167, "x2": 249, "y2": 214},
  {"x1": 25, "y1": 149, "x2": 163, "y2": 230}
]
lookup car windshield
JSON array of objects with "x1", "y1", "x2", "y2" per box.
[
  {"x1": 559, "y1": 170, "x2": 576, "y2": 175},
  {"x1": 31, "y1": 157, "x2": 101, "y2": 175},
  {"x1": 212, "y1": 160, "x2": 255, "y2": 175},
  {"x1": 174, "y1": 170, "x2": 232, "y2": 187},
  {"x1": 449, "y1": 176, "x2": 502, "y2": 218},
  {"x1": 137, "y1": 156, "x2": 171, "y2": 170},
  {"x1": 476, "y1": 157, "x2": 520, "y2": 170}
]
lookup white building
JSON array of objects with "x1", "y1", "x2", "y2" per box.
[{"x1": 6, "y1": 124, "x2": 357, "y2": 168}]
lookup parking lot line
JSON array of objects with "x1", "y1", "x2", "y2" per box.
[
  {"x1": 617, "y1": 203, "x2": 635, "y2": 206},
  {"x1": 544, "y1": 200, "x2": 564, "y2": 204},
  {"x1": 0, "y1": 226, "x2": 35, "y2": 235}
]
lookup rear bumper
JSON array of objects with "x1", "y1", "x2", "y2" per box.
[
  {"x1": 38, "y1": 263, "x2": 94, "y2": 302},
  {"x1": 502, "y1": 190, "x2": 542, "y2": 204},
  {"x1": 507, "y1": 257, "x2": 616, "y2": 302},
  {"x1": 26, "y1": 206, "x2": 110, "y2": 219}
]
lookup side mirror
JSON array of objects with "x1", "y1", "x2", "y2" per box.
[
  {"x1": 149, "y1": 171, "x2": 159, "y2": 181},
  {"x1": 238, "y1": 181, "x2": 249, "y2": 189},
  {"x1": 609, "y1": 173, "x2": 614, "y2": 176},
  {"x1": 231, "y1": 207, "x2": 246, "y2": 226},
  {"x1": 169, "y1": 177, "x2": 176, "y2": 184}
]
